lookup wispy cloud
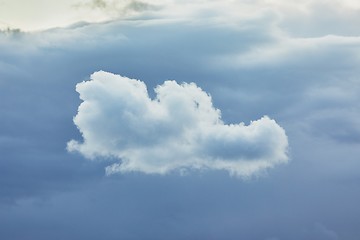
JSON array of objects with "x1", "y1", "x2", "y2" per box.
[{"x1": 73, "y1": 0, "x2": 161, "y2": 19}]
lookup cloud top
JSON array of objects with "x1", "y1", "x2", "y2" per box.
[{"x1": 68, "y1": 71, "x2": 289, "y2": 177}]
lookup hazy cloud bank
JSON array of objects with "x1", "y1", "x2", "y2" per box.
[
  {"x1": 68, "y1": 71, "x2": 288, "y2": 177},
  {"x1": 2, "y1": 1, "x2": 360, "y2": 238}
]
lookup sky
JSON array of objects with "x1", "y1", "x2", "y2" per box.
[{"x1": 1, "y1": 0, "x2": 360, "y2": 239}]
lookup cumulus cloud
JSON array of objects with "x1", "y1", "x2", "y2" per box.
[{"x1": 67, "y1": 71, "x2": 288, "y2": 177}]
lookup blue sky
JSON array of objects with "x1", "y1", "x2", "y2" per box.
[{"x1": 1, "y1": 0, "x2": 360, "y2": 239}]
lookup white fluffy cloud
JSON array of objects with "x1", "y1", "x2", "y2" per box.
[{"x1": 67, "y1": 71, "x2": 288, "y2": 177}]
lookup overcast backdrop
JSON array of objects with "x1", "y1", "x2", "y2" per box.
[{"x1": 1, "y1": 0, "x2": 360, "y2": 239}]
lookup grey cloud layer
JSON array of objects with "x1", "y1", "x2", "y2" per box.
[
  {"x1": 68, "y1": 71, "x2": 288, "y2": 177},
  {"x1": 2, "y1": 2, "x2": 360, "y2": 238}
]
